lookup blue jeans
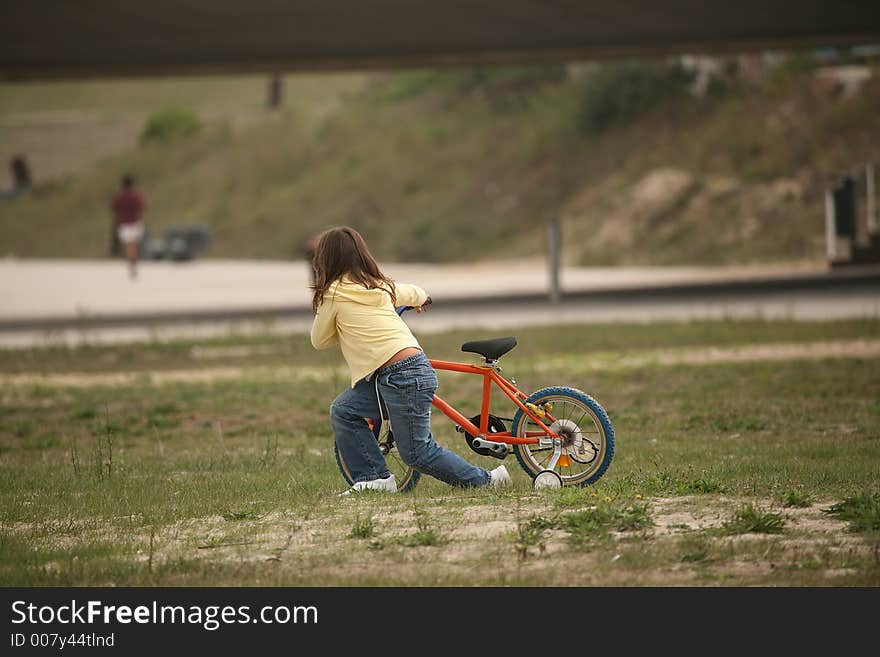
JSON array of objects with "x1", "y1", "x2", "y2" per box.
[{"x1": 330, "y1": 351, "x2": 491, "y2": 488}]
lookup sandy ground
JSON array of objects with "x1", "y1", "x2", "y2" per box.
[
  {"x1": 0, "y1": 257, "x2": 857, "y2": 320},
  {"x1": 1, "y1": 258, "x2": 879, "y2": 348}
]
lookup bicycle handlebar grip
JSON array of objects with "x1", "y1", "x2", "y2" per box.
[{"x1": 396, "y1": 296, "x2": 432, "y2": 316}]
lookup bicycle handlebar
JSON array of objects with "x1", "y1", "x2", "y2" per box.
[{"x1": 396, "y1": 295, "x2": 432, "y2": 316}]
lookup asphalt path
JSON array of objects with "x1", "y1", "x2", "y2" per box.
[{"x1": 1, "y1": 258, "x2": 878, "y2": 348}]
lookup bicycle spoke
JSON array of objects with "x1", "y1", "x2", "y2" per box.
[{"x1": 560, "y1": 401, "x2": 571, "y2": 423}]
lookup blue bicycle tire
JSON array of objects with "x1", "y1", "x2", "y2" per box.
[{"x1": 511, "y1": 386, "x2": 615, "y2": 487}]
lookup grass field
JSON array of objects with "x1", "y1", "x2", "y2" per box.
[{"x1": 1, "y1": 318, "x2": 878, "y2": 586}]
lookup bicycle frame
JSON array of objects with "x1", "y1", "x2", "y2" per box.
[
  {"x1": 428, "y1": 359, "x2": 558, "y2": 445},
  {"x1": 393, "y1": 303, "x2": 559, "y2": 446}
]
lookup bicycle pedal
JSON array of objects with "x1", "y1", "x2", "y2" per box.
[{"x1": 471, "y1": 437, "x2": 508, "y2": 459}]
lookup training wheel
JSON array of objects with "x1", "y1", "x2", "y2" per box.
[{"x1": 534, "y1": 469, "x2": 563, "y2": 490}]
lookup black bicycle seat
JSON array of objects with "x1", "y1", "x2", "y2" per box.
[{"x1": 461, "y1": 337, "x2": 517, "y2": 361}]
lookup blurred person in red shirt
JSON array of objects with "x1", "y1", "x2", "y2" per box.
[{"x1": 111, "y1": 174, "x2": 146, "y2": 279}]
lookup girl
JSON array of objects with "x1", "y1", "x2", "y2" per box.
[{"x1": 309, "y1": 226, "x2": 510, "y2": 494}]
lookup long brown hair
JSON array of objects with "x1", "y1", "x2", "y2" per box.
[{"x1": 309, "y1": 226, "x2": 396, "y2": 312}]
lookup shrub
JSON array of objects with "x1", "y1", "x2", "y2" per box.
[
  {"x1": 577, "y1": 60, "x2": 692, "y2": 134},
  {"x1": 373, "y1": 65, "x2": 567, "y2": 107},
  {"x1": 141, "y1": 108, "x2": 202, "y2": 143}
]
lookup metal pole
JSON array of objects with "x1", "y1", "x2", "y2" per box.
[
  {"x1": 867, "y1": 162, "x2": 877, "y2": 234},
  {"x1": 547, "y1": 216, "x2": 561, "y2": 303},
  {"x1": 267, "y1": 73, "x2": 283, "y2": 109},
  {"x1": 825, "y1": 189, "x2": 837, "y2": 263}
]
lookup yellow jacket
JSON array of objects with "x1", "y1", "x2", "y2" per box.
[{"x1": 310, "y1": 276, "x2": 429, "y2": 387}]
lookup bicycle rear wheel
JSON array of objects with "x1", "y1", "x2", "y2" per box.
[
  {"x1": 334, "y1": 417, "x2": 421, "y2": 492},
  {"x1": 511, "y1": 386, "x2": 614, "y2": 487}
]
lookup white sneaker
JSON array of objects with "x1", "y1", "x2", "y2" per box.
[
  {"x1": 339, "y1": 474, "x2": 398, "y2": 496},
  {"x1": 489, "y1": 465, "x2": 511, "y2": 487}
]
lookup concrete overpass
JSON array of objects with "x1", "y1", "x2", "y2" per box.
[{"x1": 2, "y1": 1, "x2": 880, "y2": 80}]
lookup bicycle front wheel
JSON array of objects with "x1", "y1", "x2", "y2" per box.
[
  {"x1": 511, "y1": 386, "x2": 614, "y2": 487},
  {"x1": 334, "y1": 417, "x2": 421, "y2": 492}
]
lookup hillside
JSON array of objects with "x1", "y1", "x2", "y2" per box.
[{"x1": 1, "y1": 55, "x2": 878, "y2": 266}]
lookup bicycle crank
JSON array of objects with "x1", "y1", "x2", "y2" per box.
[
  {"x1": 461, "y1": 413, "x2": 509, "y2": 459},
  {"x1": 470, "y1": 437, "x2": 509, "y2": 459}
]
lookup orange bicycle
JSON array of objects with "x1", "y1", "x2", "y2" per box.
[{"x1": 334, "y1": 301, "x2": 615, "y2": 491}]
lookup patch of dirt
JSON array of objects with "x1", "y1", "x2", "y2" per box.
[
  {"x1": 4, "y1": 492, "x2": 875, "y2": 586},
  {"x1": 535, "y1": 338, "x2": 880, "y2": 374},
  {"x1": 0, "y1": 365, "x2": 341, "y2": 388},
  {"x1": 587, "y1": 168, "x2": 698, "y2": 250},
  {"x1": 189, "y1": 344, "x2": 288, "y2": 360},
  {"x1": 649, "y1": 495, "x2": 731, "y2": 534}
]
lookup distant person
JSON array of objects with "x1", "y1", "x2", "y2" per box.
[
  {"x1": 10, "y1": 155, "x2": 31, "y2": 192},
  {"x1": 111, "y1": 174, "x2": 146, "y2": 279},
  {"x1": 0, "y1": 155, "x2": 31, "y2": 200},
  {"x1": 309, "y1": 225, "x2": 511, "y2": 494}
]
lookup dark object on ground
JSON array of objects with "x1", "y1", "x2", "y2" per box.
[
  {"x1": 827, "y1": 168, "x2": 880, "y2": 268},
  {"x1": 145, "y1": 225, "x2": 212, "y2": 261},
  {"x1": 11, "y1": 155, "x2": 31, "y2": 190},
  {"x1": 831, "y1": 175, "x2": 856, "y2": 240},
  {"x1": 0, "y1": 155, "x2": 32, "y2": 200}
]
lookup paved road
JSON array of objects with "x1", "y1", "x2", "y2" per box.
[{"x1": 1, "y1": 258, "x2": 878, "y2": 347}]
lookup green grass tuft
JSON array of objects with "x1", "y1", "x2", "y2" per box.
[
  {"x1": 349, "y1": 514, "x2": 376, "y2": 539},
  {"x1": 824, "y1": 493, "x2": 880, "y2": 533},
  {"x1": 719, "y1": 504, "x2": 786, "y2": 535},
  {"x1": 562, "y1": 502, "x2": 654, "y2": 543},
  {"x1": 679, "y1": 477, "x2": 727, "y2": 495},
  {"x1": 779, "y1": 489, "x2": 815, "y2": 508},
  {"x1": 222, "y1": 509, "x2": 263, "y2": 522},
  {"x1": 396, "y1": 509, "x2": 447, "y2": 547},
  {"x1": 514, "y1": 514, "x2": 551, "y2": 560}
]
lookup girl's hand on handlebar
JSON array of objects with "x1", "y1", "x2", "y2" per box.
[{"x1": 396, "y1": 296, "x2": 432, "y2": 316}]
